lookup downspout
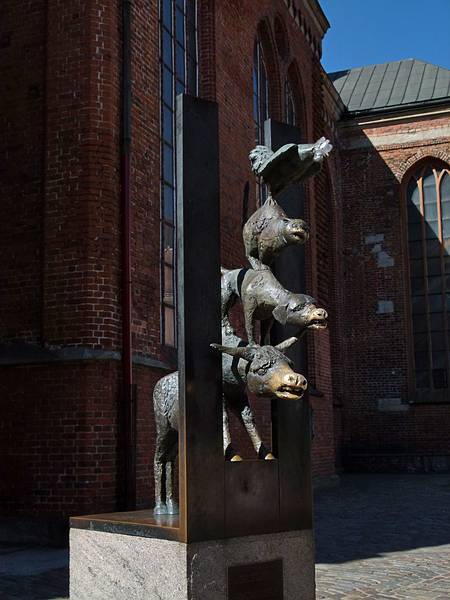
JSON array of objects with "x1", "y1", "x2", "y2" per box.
[{"x1": 121, "y1": 0, "x2": 136, "y2": 510}]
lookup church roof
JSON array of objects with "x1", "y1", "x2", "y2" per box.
[{"x1": 329, "y1": 59, "x2": 450, "y2": 115}]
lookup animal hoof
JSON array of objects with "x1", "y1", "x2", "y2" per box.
[
  {"x1": 264, "y1": 453, "x2": 276, "y2": 460},
  {"x1": 166, "y1": 500, "x2": 179, "y2": 515},
  {"x1": 153, "y1": 503, "x2": 168, "y2": 515},
  {"x1": 230, "y1": 454, "x2": 243, "y2": 462}
]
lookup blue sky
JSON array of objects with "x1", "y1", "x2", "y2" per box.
[{"x1": 319, "y1": 0, "x2": 450, "y2": 74}]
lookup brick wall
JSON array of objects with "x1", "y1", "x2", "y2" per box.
[
  {"x1": 43, "y1": 0, "x2": 122, "y2": 349},
  {"x1": 0, "y1": 362, "x2": 121, "y2": 517},
  {"x1": 0, "y1": 0, "x2": 125, "y2": 523},
  {"x1": 0, "y1": 0, "x2": 46, "y2": 343},
  {"x1": 338, "y1": 111, "x2": 450, "y2": 471}
]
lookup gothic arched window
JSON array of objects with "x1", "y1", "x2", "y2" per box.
[
  {"x1": 284, "y1": 78, "x2": 296, "y2": 126},
  {"x1": 252, "y1": 39, "x2": 269, "y2": 146},
  {"x1": 406, "y1": 163, "x2": 450, "y2": 390},
  {"x1": 252, "y1": 39, "x2": 269, "y2": 204},
  {"x1": 160, "y1": 0, "x2": 198, "y2": 347}
]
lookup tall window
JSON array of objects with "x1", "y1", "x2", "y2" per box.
[
  {"x1": 160, "y1": 0, "x2": 198, "y2": 347},
  {"x1": 252, "y1": 39, "x2": 268, "y2": 145},
  {"x1": 252, "y1": 39, "x2": 269, "y2": 203},
  {"x1": 406, "y1": 163, "x2": 450, "y2": 391},
  {"x1": 284, "y1": 78, "x2": 296, "y2": 126}
]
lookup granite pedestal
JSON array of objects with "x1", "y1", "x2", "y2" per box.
[{"x1": 69, "y1": 512, "x2": 315, "y2": 600}]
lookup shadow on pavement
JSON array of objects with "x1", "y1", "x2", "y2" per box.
[
  {"x1": 314, "y1": 473, "x2": 450, "y2": 564},
  {"x1": 0, "y1": 545, "x2": 68, "y2": 600}
]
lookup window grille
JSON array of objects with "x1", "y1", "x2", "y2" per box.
[
  {"x1": 160, "y1": 0, "x2": 198, "y2": 347},
  {"x1": 406, "y1": 164, "x2": 450, "y2": 390},
  {"x1": 284, "y1": 78, "x2": 296, "y2": 126},
  {"x1": 252, "y1": 39, "x2": 269, "y2": 204}
]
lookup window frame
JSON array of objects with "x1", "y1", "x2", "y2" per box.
[
  {"x1": 159, "y1": 0, "x2": 198, "y2": 349},
  {"x1": 401, "y1": 160, "x2": 450, "y2": 402},
  {"x1": 283, "y1": 77, "x2": 296, "y2": 126},
  {"x1": 252, "y1": 38, "x2": 270, "y2": 205},
  {"x1": 252, "y1": 38, "x2": 269, "y2": 147}
]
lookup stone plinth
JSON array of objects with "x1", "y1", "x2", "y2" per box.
[{"x1": 70, "y1": 527, "x2": 315, "y2": 600}]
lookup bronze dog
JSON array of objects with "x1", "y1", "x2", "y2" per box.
[{"x1": 222, "y1": 267, "x2": 328, "y2": 345}]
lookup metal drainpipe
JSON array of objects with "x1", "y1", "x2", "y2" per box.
[{"x1": 121, "y1": 0, "x2": 136, "y2": 511}]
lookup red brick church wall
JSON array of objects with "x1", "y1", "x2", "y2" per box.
[
  {"x1": 0, "y1": 0, "x2": 124, "y2": 523},
  {"x1": 338, "y1": 111, "x2": 450, "y2": 471}
]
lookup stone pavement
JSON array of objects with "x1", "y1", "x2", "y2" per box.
[
  {"x1": 315, "y1": 474, "x2": 450, "y2": 599},
  {"x1": 0, "y1": 474, "x2": 449, "y2": 599},
  {"x1": 0, "y1": 545, "x2": 68, "y2": 600}
]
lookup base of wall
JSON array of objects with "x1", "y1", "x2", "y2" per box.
[
  {"x1": 345, "y1": 453, "x2": 450, "y2": 473},
  {"x1": 70, "y1": 527, "x2": 315, "y2": 600},
  {"x1": 0, "y1": 516, "x2": 68, "y2": 547}
]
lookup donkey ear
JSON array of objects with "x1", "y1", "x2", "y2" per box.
[
  {"x1": 272, "y1": 304, "x2": 289, "y2": 325},
  {"x1": 210, "y1": 343, "x2": 256, "y2": 362}
]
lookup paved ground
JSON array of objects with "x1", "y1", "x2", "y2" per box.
[
  {"x1": 315, "y1": 474, "x2": 450, "y2": 599},
  {"x1": 0, "y1": 474, "x2": 449, "y2": 599},
  {"x1": 0, "y1": 544, "x2": 68, "y2": 599}
]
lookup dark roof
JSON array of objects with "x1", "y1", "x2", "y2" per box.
[{"x1": 329, "y1": 59, "x2": 450, "y2": 114}]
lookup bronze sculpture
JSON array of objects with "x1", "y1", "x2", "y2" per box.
[
  {"x1": 243, "y1": 196, "x2": 309, "y2": 270},
  {"x1": 249, "y1": 137, "x2": 332, "y2": 197},
  {"x1": 152, "y1": 134, "x2": 332, "y2": 516},
  {"x1": 221, "y1": 266, "x2": 327, "y2": 345},
  {"x1": 153, "y1": 320, "x2": 306, "y2": 515}
]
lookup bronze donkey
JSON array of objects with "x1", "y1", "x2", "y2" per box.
[{"x1": 152, "y1": 322, "x2": 306, "y2": 515}]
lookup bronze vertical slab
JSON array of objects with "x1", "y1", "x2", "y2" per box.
[
  {"x1": 224, "y1": 460, "x2": 279, "y2": 538},
  {"x1": 264, "y1": 119, "x2": 313, "y2": 531},
  {"x1": 176, "y1": 94, "x2": 225, "y2": 542}
]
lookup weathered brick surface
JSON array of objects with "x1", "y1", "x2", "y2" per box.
[
  {"x1": 0, "y1": 0, "x2": 46, "y2": 343},
  {"x1": 0, "y1": 362, "x2": 121, "y2": 517},
  {"x1": 43, "y1": 0, "x2": 122, "y2": 349}
]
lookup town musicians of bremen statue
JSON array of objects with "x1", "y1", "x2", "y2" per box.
[{"x1": 152, "y1": 137, "x2": 332, "y2": 515}]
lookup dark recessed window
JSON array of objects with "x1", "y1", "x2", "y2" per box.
[
  {"x1": 253, "y1": 39, "x2": 268, "y2": 145},
  {"x1": 284, "y1": 78, "x2": 296, "y2": 126},
  {"x1": 406, "y1": 164, "x2": 450, "y2": 390},
  {"x1": 252, "y1": 39, "x2": 269, "y2": 204},
  {"x1": 160, "y1": 0, "x2": 198, "y2": 347}
]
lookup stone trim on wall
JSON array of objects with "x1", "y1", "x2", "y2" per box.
[{"x1": 0, "y1": 342, "x2": 171, "y2": 370}]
